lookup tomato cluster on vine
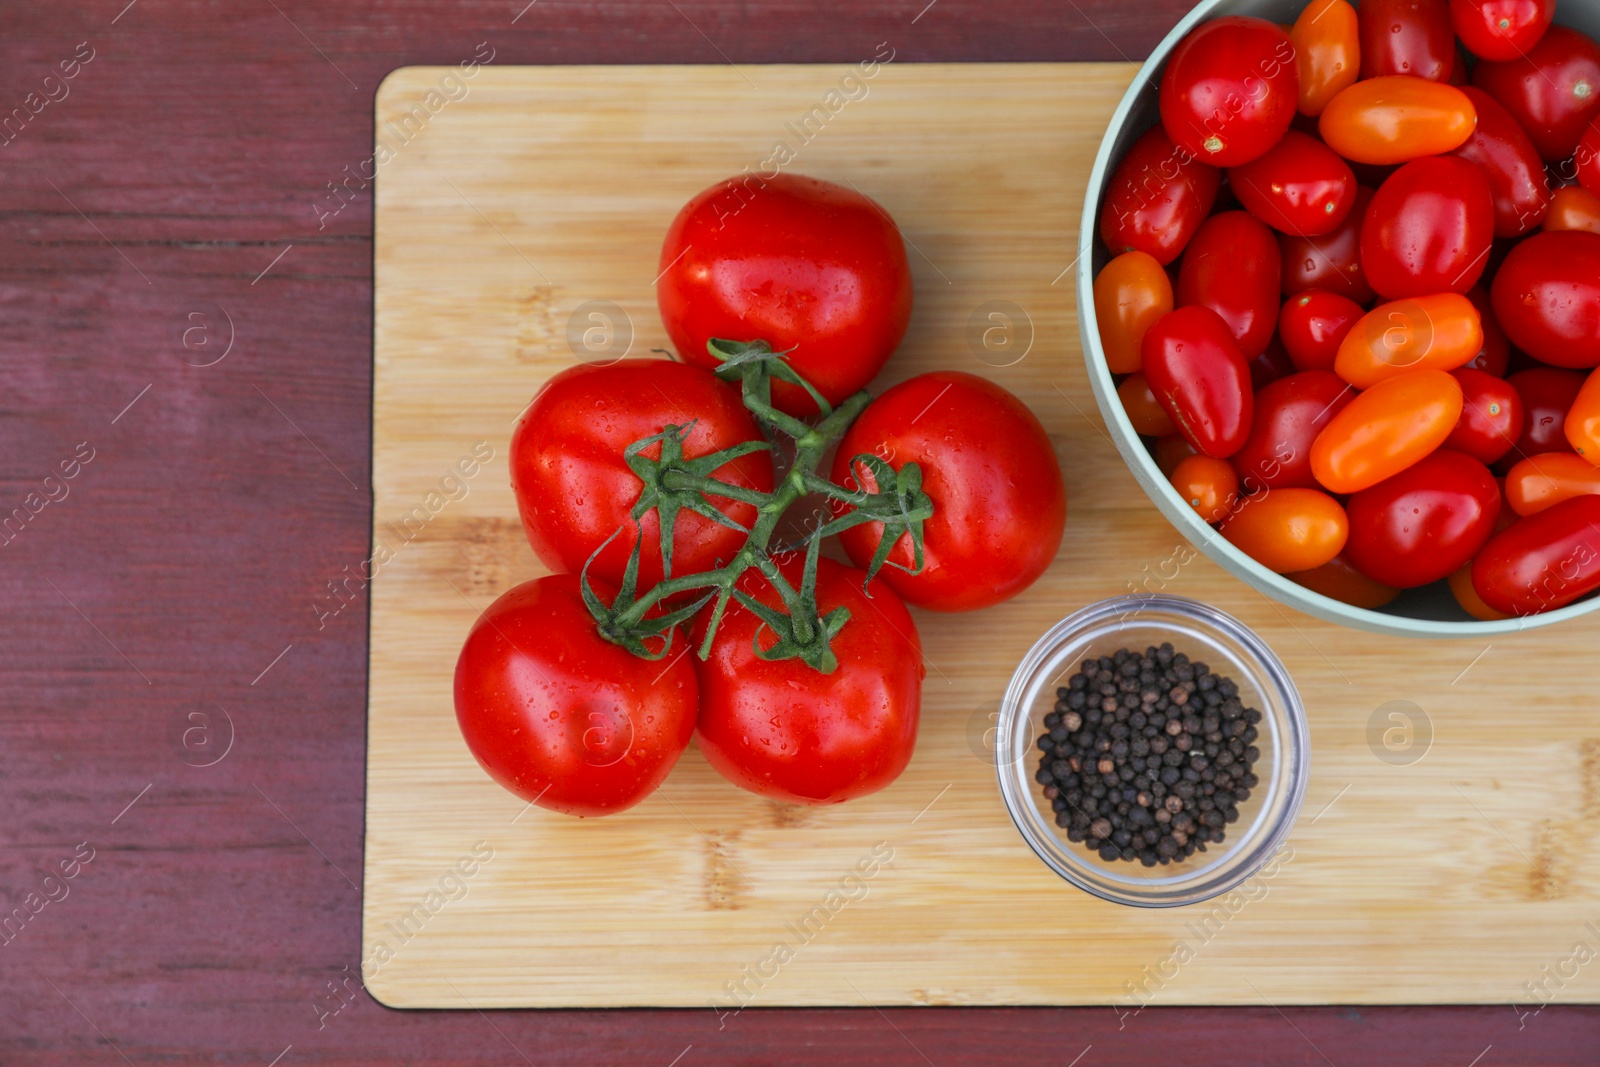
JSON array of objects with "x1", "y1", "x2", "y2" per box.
[{"x1": 1096, "y1": 0, "x2": 1600, "y2": 621}]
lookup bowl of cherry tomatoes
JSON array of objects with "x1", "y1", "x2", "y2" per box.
[{"x1": 1079, "y1": 0, "x2": 1600, "y2": 636}]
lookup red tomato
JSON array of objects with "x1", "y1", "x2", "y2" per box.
[
  {"x1": 1447, "y1": 367, "x2": 1525, "y2": 465},
  {"x1": 1142, "y1": 306, "x2": 1255, "y2": 458},
  {"x1": 1319, "y1": 77, "x2": 1478, "y2": 164},
  {"x1": 1461, "y1": 284, "x2": 1512, "y2": 376},
  {"x1": 1343, "y1": 449, "x2": 1500, "y2": 587},
  {"x1": 1360, "y1": 0, "x2": 1456, "y2": 82},
  {"x1": 1249, "y1": 337, "x2": 1299, "y2": 390},
  {"x1": 1577, "y1": 118, "x2": 1600, "y2": 195},
  {"x1": 1472, "y1": 26, "x2": 1600, "y2": 162},
  {"x1": 1490, "y1": 231, "x2": 1600, "y2": 368},
  {"x1": 510, "y1": 359, "x2": 774, "y2": 592},
  {"x1": 1119, "y1": 373, "x2": 1178, "y2": 437},
  {"x1": 1310, "y1": 369, "x2": 1465, "y2": 493},
  {"x1": 1154, "y1": 433, "x2": 1201, "y2": 476},
  {"x1": 1565, "y1": 363, "x2": 1600, "y2": 460},
  {"x1": 1452, "y1": 87, "x2": 1555, "y2": 238},
  {"x1": 1333, "y1": 292, "x2": 1484, "y2": 388},
  {"x1": 1292, "y1": 0, "x2": 1362, "y2": 117},
  {"x1": 1450, "y1": 564, "x2": 1512, "y2": 619},
  {"x1": 1280, "y1": 186, "x2": 1376, "y2": 302},
  {"x1": 1472, "y1": 495, "x2": 1600, "y2": 614},
  {"x1": 657, "y1": 173, "x2": 912, "y2": 416},
  {"x1": 1288, "y1": 554, "x2": 1402, "y2": 608},
  {"x1": 830, "y1": 372, "x2": 1066, "y2": 612},
  {"x1": 1450, "y1": 0, "x2": 1555, "y2": 62},
  {"x1": 1228, "y1": 131, "x2": 1357, "y2": 236},
  {"x1": 1159, "y1": 16, "x2": 1300, "y2": 167},
  {"x1": 1170, "y1": 454, "x2": 1240, "y2": 523},
  {"x1": 1221, "y1": 487, "x2": 1349, "y2": 572},
  {"x1": 1505, "y1": 366, "x2": 1585, "y2": 460},
  {"x1": 1280, "y1": 289, "x2": 1365, "y2": 372},
  {"x1": 1100, "y1": 126, "x2": 1223, "y2": 266},
  {"x1": 1545, "y1": 185, "x2": 1600, "y2": 234},
  {"x1": 1095, "y1": 250, "x2": 1174, "y2": 374},
  {"x1": 693, "y1": 558, "x2": 922, "y2": 804},
  {"x1": 1177, "y1": 211, "x2": 1282, "y2": 357},
  {"x1": 454, "y1": 575, "x2": 697, "y2": 817},
  {"x1": 1505, "y1": 452, "x2": 1600, "y2": 514},
  {"x1": 1231, "y1": 369, "x2": 1354, "y2": 491},
  {"x1": 1361, "y1": 157, "x2": 1495, "y2": 299}
]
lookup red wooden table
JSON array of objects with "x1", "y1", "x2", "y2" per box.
[{"x1": 1, "y1": 1, "x2": 1595, "y2": 1063}]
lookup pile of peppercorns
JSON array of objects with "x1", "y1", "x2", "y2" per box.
[{"x1": 1034, "y1": 643, "x2": 1261, "y2": 867}]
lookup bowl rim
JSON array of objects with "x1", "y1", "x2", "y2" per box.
[
  {"x1": 1074, "y1": 0, "x2": 1600, "y2": 639},
  {"x1": 995, "y1": 593, "x2": 1309, "y2": 907}
]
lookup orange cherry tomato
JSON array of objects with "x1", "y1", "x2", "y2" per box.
[
  {"x1": 1153, "y1": 433, "x2": 1200, "y2": 477},
  {"x1": 1094, "y1": 251, "x2": 1174, "y2": 374},
  {"x1": 1221, "y1": 487, "x2": 1349, "y2": 572},
  {"x1": 1170, "y1": 454, "x2": 1240, "y2": 523},
  {"x1": 1504, "y1": 452, "x2": 1600, "y2": 515},
  {"x1": 1310, "y1": 369, "x2": 1465, "y2": 493},
  {"x1": 1332, "y1": 292, "x2": 1484, "y2": 388},
  {"x1": 1318, "y1": 76, "x2": 1478, "y2": 165},
  {"x1": 1545, "y1": 184, "x2": 1600, "y2": 235},
  {"x1": 1118, "y1": 373, "x2": 1177, "y2": 437},
  {"x1": 1287, "y1": 553, "x2": 1400, "y2": 608},
  {"x1": 1448, "y1": 564, "x2": 1510, "y2": 620},
  {"x1": 1566, "y1": 364, "x2": 1600, "y2": 462},
  {"x1": 1292, "y1": 0, "x2": 1362, "y2": 117}
]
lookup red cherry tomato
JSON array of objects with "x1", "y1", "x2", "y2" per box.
[
  {"x1": 1154, "y1": 433, "x2": 1201, "y2": 477},
  {"x1": 1449, "y1": 0, "x2": 1555, "y2": 62},
  {"x1": 1319, "y1": 77, "x2": 1478, "y2": 164},
  {"x1": 1506, "y1": 366, "x2": 1585, "y2": 461},
  {"x1": 658, "y1": 173, "x2": 912, "y2": 417},
  {"x1": 1490, "y1": 231, "x2": 1600, "y2": 368},
  {"x1": 1333, "y1": 292, "x2": 1484, "y2": 388},
  {"x1": 1461, "y1": 284, "x2": 1511, "y2": 376},
  {"x1": 1452, "y1": 87, "x2": 1555, "y2": 238},
  {"x1": 1545, "y1": 185, "x2": 1600, "y2": 234},
  {"x1": 1288, "y1": 554, "x2": 1402, "y2": 608},
  {"x1": 830, "y1": 372, "x2": 1066, "y2": 612},
  {"x1": 1360, "y1": 0, "x2": 1456, "y2": 82},
  {"x1": 1564, "y1": 363, "x2": 1600, "y2": 461},
  {"x1": 1472, "y1": 26, "x2": 1600, "y2": 162},
  {"x1": 1292, "y1": 0, "x2": 1362, "y2": 117},
  {"x1": 1221, "y1": 487, "x2": 1349, "y2": 572},
  {"x1": 1310, "y1": 369, "x2": 1465, "y2": 493},
  {"x1": 694, "y1": 558, "x2": 922, "y2": 804},
  {"x1": 1343, "y1": 449, "x2": 1501, "y2": 587},
  {"x1": 1248, "y1": 336, "x2": 1299, "y2": 390},
  {"x1": 510, "y1": 360, "x2": 774, "y2": 593},
  {"x1": 1170, "y1": 454, "x2": 1241, "y2": 524},
  {"x1": 1231, "y1": 369, "x2": 1354, "y2": 491},
  {"x1": 1228, "y1": 131, "x2": 1357, "y2": 236},
  {"x1": 1177, "y1": 211, "x2": 1282, "y2": 357},
  {"x1": 1119, "y1": 373, "x2": 1178, "y2": 437},
  {"x1": 1142, "y1": 306, "x2": 1255, "y2": 458},
  {"x1": 1472, "y1": 495, "x2": 1600, "y2": 614},
  {"x1": 454, "y1": 575, "x2": 697, "y2": 817},
  {"x1": 1361, "y1": 157, "x2": 1495, "y2": 299},
  {"x1": 1100, "y1": 126, "x2": 1224, "y2": 266},
  {"x1": 1447, "y1": 367, "x2": 1525, "y2": 465},
  {"x1": 1159, "y1": 16, "x2": 1300, "y2": 167},
  {"x1": 1279, "y1": 289, "x2": 1365, "y2": 372},
  {"x1": 1577, "y1": 118, "x2": 1600, "y2": 195},
  {"x1": 1505, "y1": 452, "x2": 1600, "y2": 514},
  {"x1": 1280, "y1": 186, "x2": 1376, "y2": 303},
  {"x1": 1094, "y1": 250, "x2": 1174, "y2": 374}
]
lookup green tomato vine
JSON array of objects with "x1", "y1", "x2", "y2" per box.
[{"x1": 580, "y1": 340, "x2": 934, "y2": 674}]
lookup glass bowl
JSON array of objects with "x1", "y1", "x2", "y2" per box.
[{"x1": 996, "y1": 594, "x2": 1308, "y2": 907}]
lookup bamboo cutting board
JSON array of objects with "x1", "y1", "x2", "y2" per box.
[{"x1": 366, "y1": 63, "x2": 1600, "y2": 1009}]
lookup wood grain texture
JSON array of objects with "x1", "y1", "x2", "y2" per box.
[
  {"x1": 2, "y1": 0, "x2": 1596, "y2": 1061},
  {"x1": 368, "y1": 63, "x2": 1600, "y2": 1010}
]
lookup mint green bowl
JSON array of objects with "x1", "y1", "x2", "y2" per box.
[{"x1": 1076, "y1": 0, "x2": 1600, "y2": 638}]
